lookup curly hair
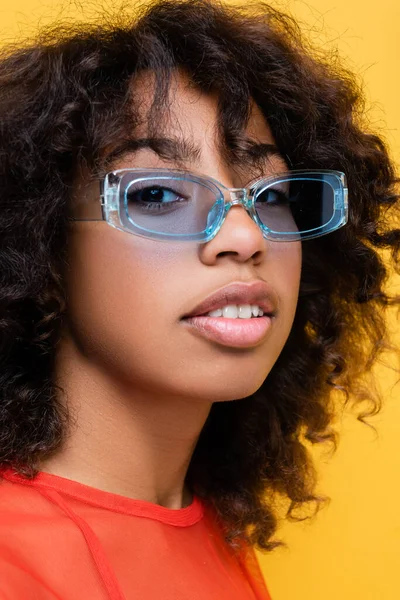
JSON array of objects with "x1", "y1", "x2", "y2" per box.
[{"x1": 0, "y1": 0, "x2": 399, "y2": 554}]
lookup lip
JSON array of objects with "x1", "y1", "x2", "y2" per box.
[
  {"x1": 182, "y1": 314, "x2": 273, "y2": 348},
  {"x1": 182, "y1": 280, "x2": 278, "y2": 319}
]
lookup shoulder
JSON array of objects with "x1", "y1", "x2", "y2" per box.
[
  {"x1": 0, "y1": 475, "x2": 62, "y2": 598},
  {"x1": 0, "y1": 556, "x2": 58, "y2": 599},
  {"x1": 0, "y1": 474, "x2": 58, "y2": 539}
]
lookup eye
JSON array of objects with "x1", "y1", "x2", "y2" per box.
[
  {"x1": 255, "y1": 187, "x2": 290, "y2": 205},
  {"x1": 127, "y1": 186, "x2": 184, "y2": 204}
]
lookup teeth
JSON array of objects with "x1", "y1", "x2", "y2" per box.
[
  {"x1": 208, "y1": 308, "x2": 223, "y2": 317},
  {"x1": 238, "y1": 305, "x2": 252, "y2": 319},
  {"x1": 223, "y1": 305, "x2": 239, "y2": 318},
  {"x1": 206, "y1": 304, "x2": 263, "y2": 318}
]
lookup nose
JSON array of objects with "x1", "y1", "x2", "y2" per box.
[{"x1": 199, "y1": 195, "x2": 267, "y2": 266}]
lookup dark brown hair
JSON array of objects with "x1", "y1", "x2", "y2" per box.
[{"x1": 0, "y1": 0, "x2": 399, "y2": 553}]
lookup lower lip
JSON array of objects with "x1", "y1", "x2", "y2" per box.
[{"x1": 182, "y1": 315, "x2": 273, "y2": 348}]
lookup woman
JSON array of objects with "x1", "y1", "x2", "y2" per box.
[{"x1": 0, "y1": 0, "x2": 398, "y2": 598}]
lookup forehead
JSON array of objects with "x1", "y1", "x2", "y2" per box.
[
  {"x1": 131, "y1": 68, "x2": 272, "y2": 136},
  {"x1": 103, "y1": 68, "x2": 287, "y2": 175}
]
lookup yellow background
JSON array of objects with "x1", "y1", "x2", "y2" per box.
[{"x1": 0, "y1": 1, "x2": 398, "y2": 598}]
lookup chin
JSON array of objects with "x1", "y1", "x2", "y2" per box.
[
  {"x1": 212, "y1": 383, "x2": 265, "y2": 403},
  {"x1": 182, "y1": 376, "x2": 268, "y2": 403}
]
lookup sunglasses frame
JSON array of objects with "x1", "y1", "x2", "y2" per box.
[{"x1": 71, "y1": 168, "x2": 348, "y2": 243}]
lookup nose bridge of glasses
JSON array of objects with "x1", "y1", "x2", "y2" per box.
[{"x1": 223, "y1": 188, "x2": 251, "y2": 211}]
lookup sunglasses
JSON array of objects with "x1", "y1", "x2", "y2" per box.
[{"x1": 70, "y1": 168, "x2": 348, "y2": 242}]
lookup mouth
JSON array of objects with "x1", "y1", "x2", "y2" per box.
[
  {"x1": 181, "y1": 280, "x2": 277, "y2": 348},
  {"x1": 182, "y1": 280, "x2": 276, "y2": 319}
]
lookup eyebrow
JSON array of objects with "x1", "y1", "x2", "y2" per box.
[
  {"x1": 105, "y1": 137, "x2": 201, "y2": 168},
  {"x1": 104, "y1": 136, "x2": 285, "y2": 170}
]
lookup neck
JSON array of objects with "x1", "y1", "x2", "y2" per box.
[{"x1": 41, "y1": 331, "x2": 211, "y2": 510}]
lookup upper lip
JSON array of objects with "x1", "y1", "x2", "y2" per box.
[{"x1": 182, "y1": 280, "x2": 278, "y2": 318}]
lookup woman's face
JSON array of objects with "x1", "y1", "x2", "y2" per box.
[{"x1": 65, "y1": 71, "x2": 302, "y2": 403}]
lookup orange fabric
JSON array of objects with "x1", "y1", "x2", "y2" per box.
[{"x1": 0, "y1": 469, "x2": 272, "y2": 600}]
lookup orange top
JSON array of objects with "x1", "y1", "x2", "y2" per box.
[{"x1": 0, "y1": 469, "x2": 272, "y2": 600}]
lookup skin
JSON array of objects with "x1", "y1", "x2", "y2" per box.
[{"x1": 41, "y1": 71, "x2": 302, "y2": 509}]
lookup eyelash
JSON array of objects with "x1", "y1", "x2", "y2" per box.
[
  {"x1": 255, "y1": 188, "x2": 290, "y2": 205},
  {"x1": 126, "y1": 185, "x2": 188, "y2": 212}
]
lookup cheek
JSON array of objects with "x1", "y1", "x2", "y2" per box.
[
  {"x1": 67, "y1": 228, "x2": 173, "y2": 314},
  {"x1": 64, "y1": 226, "x2": 193, "y2": 372}
]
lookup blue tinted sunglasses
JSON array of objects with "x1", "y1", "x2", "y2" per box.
[{"x1": 71, "y1": 168, "x2": 348, "y2": 242}]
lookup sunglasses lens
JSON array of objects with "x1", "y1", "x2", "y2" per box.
[
  {"x1": 121, "y1": 175, "x2": 222, "y2": 236},
  {"x1": 254, "y1": 175, "x2": 342, "y2": 238}
]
